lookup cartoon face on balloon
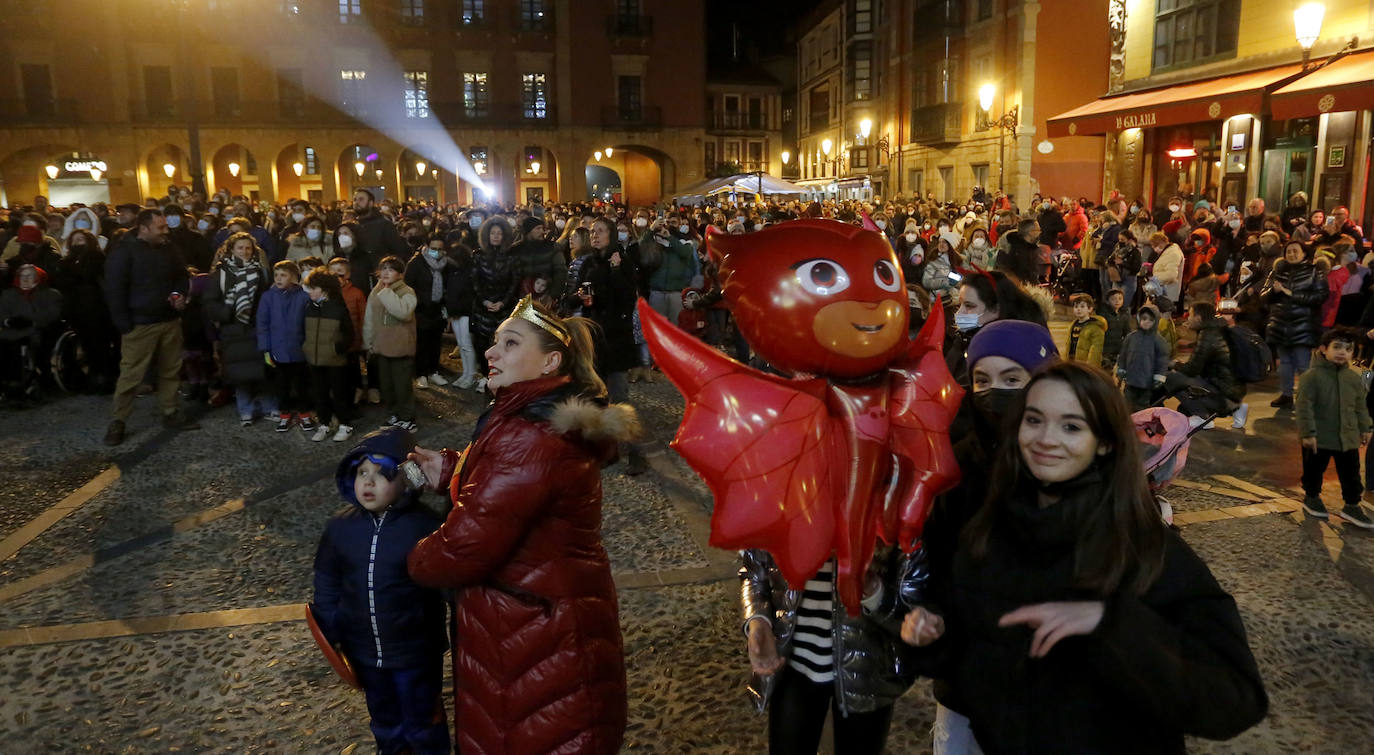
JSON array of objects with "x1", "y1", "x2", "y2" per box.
[{"x1": 709, "y1": 220, "x2": 909, "y2": 378}]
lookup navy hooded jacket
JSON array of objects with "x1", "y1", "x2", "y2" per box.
[{"x1": 312, "y1": 427, "x2": 447, "y2": 670}]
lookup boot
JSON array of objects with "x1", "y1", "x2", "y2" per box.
[
  {"x1": 643, "y1": 366, "x2": 656, "y2": 383},
  {"x1": 627, "y1": 366, "x2": 642, "y2": 384},
  {"x1": 625, "y1": 450, "x2": 648, "y2": 476}
]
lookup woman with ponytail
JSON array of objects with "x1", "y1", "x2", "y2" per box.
[{"x1": 407, "y1": 296, "x2": 635, "y2": 754}]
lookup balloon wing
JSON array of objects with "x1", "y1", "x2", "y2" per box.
[{"x1": 637, "y1": 299, "x2": 837, "y2": 587}]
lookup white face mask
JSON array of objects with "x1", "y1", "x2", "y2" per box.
[
  {"x1": 197, "y1": 219, "x2": 211, "y2": 231},
  {"x1": 905, "y1": 232, "x2": 918, "y2": 243},
  {"x1": 1169, "y1": 204, "x2": 1181, "y2": 212},
  {"x1": 338, "y1": 234, "x2": 354, "y2": 248},
  {"x1": 954, "y1": 312, "x2": 982, "y2": 331},
  {"x1": 679, "y1": 224, "x2": 691, "y2": 234},
  {"x1": 634, "y1": 217, "x2": 648, "y2": 227},
  {"x1": 165, "y1": 215, "x2": 182, "y2": 229},
  {"x1": 75, "y1": 218, "x2": 92, "y2": 230},
  {"x1": 618, "y1": 231, "x2": 629, "y2": 243},
  {"x1": 469, "y1": 217, "x2": 482, "y2": 228},
  {"x1": 972, "y1": 237, "x2": 987, "y2": 248},
  {"x1": 305, "y1": 228, "x2": 321, "y2": 241},
  {"x1": 875, "y1": 220, "x2": 887, "y2": 230},
  {"x1": 1228, "y1": 219, "x2": 1242, "y2": 230},
  {"x1": 291, "y1": 212, "x2": 305, "y2": 223},
  {"x1": 554, "y1": 218, "x2": 567, "y2": 229},
  {"x1": 208, "y1": 207, "x2": 221, "y2": 215}
]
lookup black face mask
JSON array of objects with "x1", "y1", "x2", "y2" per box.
[{"x1": 972, "y1": 388, "x2": 1022, "y2": 428}]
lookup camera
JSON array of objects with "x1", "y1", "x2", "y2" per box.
[{"x1": 947, "y1": 271, "x2": 963, "y2": 284}]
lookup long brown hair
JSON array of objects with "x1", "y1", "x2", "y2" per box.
[{"x1": 963, "y1": 361, "x2": 1167, "y2": 596}]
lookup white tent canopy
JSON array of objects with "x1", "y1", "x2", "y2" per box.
[{"x1": 673, "y1": 173, "x2": 807, "y2": 204}]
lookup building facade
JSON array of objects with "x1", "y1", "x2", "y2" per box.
[
  {"x1": 1050, "y1": 0, "x2": 1374, "y2": 222},
  {"x1": 703, "y1": 69, "x2": 786, "y2": 178},
  {"x1": 0, "y1": 0, "x2": 706, "y2": 208},
  {"x1": 792, "y1": 0, "x2": 1108, "y2": 205}
]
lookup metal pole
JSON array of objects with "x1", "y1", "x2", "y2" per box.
[
  {"x1": 179, "y1": 4, "x2": 206, "y2": 197},
  {"x1": 998, "y1": 126, "x2": 1006, "y2": 193}
]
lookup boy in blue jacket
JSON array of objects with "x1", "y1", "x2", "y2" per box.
[
  {"x1": 256, "y1": 260, "x2": 311, "y2": 432},
  {"x1": 312, "y1": 427, "x2": 450, "y2": 754}
]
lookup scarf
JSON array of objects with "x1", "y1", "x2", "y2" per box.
[
  {"x1": 422, "y1": 251, "x2": 448, "y2": 303},
  {"x1": 224, "y1": 257, "x2": 262, "y2": 324}
]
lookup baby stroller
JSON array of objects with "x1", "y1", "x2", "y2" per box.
[
  {"x1": 1133, "y1": 406, "x2": 1214, "y2": 525},
  {"x1": 1050, "y1": 248, "x2": 1085, "y2": 302}
]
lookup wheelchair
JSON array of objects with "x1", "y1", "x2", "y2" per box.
[{"x1": 0, "y1": 324, "x2": 92, "y2": 403}]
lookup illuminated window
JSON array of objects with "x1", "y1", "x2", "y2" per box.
[
  {"x1": 461, "y1": 0, "x2": 484, "y2": 25},
  {"x1": 469, "y1": 146, "x2": 488, "y2": 175},
  {"x1": 852, "y1": 0, "x2": 871, "y2": 34},
  {"x1": 462, "y1": 72, "x2": 489, "y2": 118},
  {"x1": 339, "y1": 0, "x2": 361, "y2": 23},
  {"x1": 340, "y1": 69, "x2": 368, "y2": 117},
  {"x1": 400, "y1": 0, "x2": 424, "y2": 23},
  {"x1": 521, "y1": 72, "x2": 547, "y2": 119},
  {"x1": 404, "y1": 70, "x2": 429, "y2": 118},
  {"x1": 304, "y1": 147, "x2": 318, "y2": 175},
  {"x1": 848, "y1": 41, "x2": 872, "y2": 101}
]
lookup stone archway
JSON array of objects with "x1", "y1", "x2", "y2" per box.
[
  {"x1": 516, "y1": 144, "x2": 557, "y2": 205},
  {"x1": 0, "y1": 142, "x2": 86, "y2": 207},
  {"x1": 337, "y1": 143, "x2": 388, "y2": 202},
  {"x1": 141, "y1": 143, "x2": 189, "y2": 200},
  {"x1": 583, "y1": 145, "x2": 674, "y2": 206}
]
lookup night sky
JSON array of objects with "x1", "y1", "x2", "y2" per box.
[{"x1": 705, "y1": 0, "x2": 827, "y2": 70}]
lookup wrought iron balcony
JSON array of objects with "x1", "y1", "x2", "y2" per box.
[
  {"x1": 0, "y1": 98, "x2": 83, "y2": 125},
  {"x1": 910, "y1": 102, "x2": 963, "y2": 144},
  {"x1": 709, "y1": 110, "x2": 770, "y2": 131},
  {"x1": 607, "y1": 14, "x2": 652, "y2": 37},
  {"x1": 601, "y1": 105, "x2": 662, "y2": 130}
]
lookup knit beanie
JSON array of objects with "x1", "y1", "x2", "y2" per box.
[
  {"x1": 520, "y1": 216, "x2": 543, "y2": 237},
  {"x1": 965, "y1": 319, "x2": 1060, "y2": 372}
]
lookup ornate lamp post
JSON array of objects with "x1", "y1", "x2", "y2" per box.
[{"x1": 977, "y1": 83, "x2": 1020, "y2": 193}]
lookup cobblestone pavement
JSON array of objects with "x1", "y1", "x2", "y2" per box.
[{"x1": 2, "y1": 345, "x2": 1374, "y2": 753}]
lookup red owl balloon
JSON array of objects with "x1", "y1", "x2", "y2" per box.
[{"x1": 637, "y1": 219, "x2": 964, "y2": 615}]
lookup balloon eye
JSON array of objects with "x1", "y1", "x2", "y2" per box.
[
  {"x1": 873, "y1": 260, "x2": 901, "y2": 292},
  {"x1": 795, "y1": 259, "x2": 851, "y2": 296}
]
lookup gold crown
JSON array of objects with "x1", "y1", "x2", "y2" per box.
[{"x1": 512, "y1": 295, "x2": 572, "y2": 346}]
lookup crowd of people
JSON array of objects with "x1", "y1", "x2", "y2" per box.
[{"x1": 8, "y1": 179, "x2": 1371, "y2": 752}]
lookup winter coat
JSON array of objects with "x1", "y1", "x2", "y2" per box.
[
  {"x1": 284, "y1": 230, "x2": 335, "y2": 264},
  {"x1": 1067, "y1": 315, "x2": 1107, "y2": 367},
  {"x1": 102, "y1": 235, "x2": 188, "y2": 334},
  {"x1": 1176, "y1": 316, "x2": 1241, "y2": 401},
  {"x1": 1297, "y1": 352, "x2": 1373, "y2": 451},
  {"x1": 1185, "y1": 273, "x2": 1227, "y2": 311},
  {"x1": 408, "y1": 376, "x2": 636, "y2": 755},
  {"x1": 51, "y1": 244, "x2": 109, "y2": 331},
  {"x1": 59, "y1": 207, "x2": 107, "y2": 252},
  {"x1": 404, "y1": 250, "x2": 456, "y2": 322},
  {"x1": 644, "y1": 233, "x2": 698, "y2": 292},
  {"x1": 363, "y1": 279, "x2": 417, "y2": 358},
  {"x1": 205, "y1": 258, "x2": 269, "y2": 383},
  {"x1": 922, "y1": 252, "x2": 957, "y2": 298},
  {"x1": 1037, "y1": 208, "x2": 1066, "y2": 245},
  {"x1": 578, "y1": 248, "x2": 640, "y2": 374},
  {"x1": 931, "y1": 473, "x2": 1268, "y2": 754},
  {"x1": 470, "y1": 217, "x2": 521, "y2": 344},
  {"x1": 1116, "y1": 327, "x2": 1170, "y2": 389},
  {"x1": 739, "y1": 546, "x2": 928, "y2": 715},
  {"x1": 1060, "y1": 208, "x2": 1088, "y2": 249},
  {"x1": 256, "y1": 284, "x2": 310, "y2": 363},
  {"x1": 1263, "y1": 259, "x2": 1328, "y2": 348},
  {"x1": 0, "y1": 276, "x2": 63, "y2": 342},
  {"x1": 963, "y1": 239, "x2": 995, "y2": 271},
  {"x1": 995, "y1": 231, "x2": 1040, "y2": 284},
  {"x1": 1096, "y1": 304, "x2": 1133, "y2": 364},
  {"x1": 508, "y1": 238, "x2": 568, "y2": 297},
  {"x1": 169, "y1": 225, "x2": 214, "y2": 272},
  {"x1": 303, "y1": 296, "x2": 353, "y2": 367},
  {"x1": 1151, "y1": 243, "x2": 1185, "y2": 302},
  {"x1": 313, "y1": 428, "x2": 447, "y2": 670},
  {"x1": 351, "y1": 211, "x2": 409, "y2": 289},
  {"x1": 339, "y1": 281, "x2": 366, "y2": 352},
  {"x1": 442, "y1": 249, "x2": 476, "y2": 318}
]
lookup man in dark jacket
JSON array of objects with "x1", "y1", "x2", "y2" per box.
[
  {"x1": 507, "y1": 217, "x2": 566, "y2": 297},
  {"x1": 1167, "y1": 302, "x2": 1243, "y2": 426},
  {"x1": 103, "y1": 209, "x2": 198, "y2": 445},
  {"x1": 164, "y1": 204, "x2": 213, "y2": 272},
  {"x1": 351, "y1": 189, "x2": 408, "y2": 292},
  {"x1": 995, "y1": 219, "x2": 1042, "y2": 285}
]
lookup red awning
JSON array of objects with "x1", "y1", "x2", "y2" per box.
[
  {"x1": 1046, "y1": 63, "x2": 1305, "y2": 137},
  {"x1": 1271, "y1": 50, "x2": 1374, "y2": 120}
]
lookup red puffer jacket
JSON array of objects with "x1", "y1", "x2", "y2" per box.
[{"x1": 408, "y1": 375, "x2": 638, "y2": 755}]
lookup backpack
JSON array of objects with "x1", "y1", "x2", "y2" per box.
[{"x1": 1224, "y1": 324, "x2": 1273, "y2": 383}]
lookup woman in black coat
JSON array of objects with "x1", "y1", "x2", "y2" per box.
[
  {"x1": 468, "y1": 216, "x2": 520, "y2": 384},
  {"x1": 1263, "y1": 241, "x2": 1328, "y2": 406},
  {"x1": 51, "y1": 229, "x2": 119, "y2": 390},
  {"x1": 904, "y1": 362, "x2": 1267, "y2": 754}
]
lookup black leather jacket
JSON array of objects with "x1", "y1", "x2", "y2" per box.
[{"x1": 739, "y1": 544, "x2": 929, "y2": 715}]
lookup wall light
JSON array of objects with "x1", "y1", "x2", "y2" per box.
[
  {"x1": 1294, "y1": 3, "x2": 1325, "y2": 51},
  {"x1": 355, "y1": 161, "x2": 366, "y2": 177},
  {"x1": 228, "y1": 162, "x2": 241, "y2": 177},
  {"x1": 605, "y1": 147, "x2": 614, "y2": 157},
  {"x1": 415, "y1": 160, "x2": 427, "y2": 176},
  {"x1": 90, "y1": 168, "x2": 103, "y2": 181},
  {"x1": 859, "y1": 118, "x2": 872, "y2": 139},
  {"x1": 821, "y1": 138, "x2": 833, "y2": 156},
  {"x1": 530, "y1": 160, "x2": 541, "y2": 174},
  {"x1": 292, "y1": 162, "x2": 304, "y2": 177},
  {"x1": 781, "y1": 150, "x2": 791, "y2": 165},
  {"x1": 594, "y1": 151, "x2": 603, "y2": 161},
  {"x1": 163, "y1": 162, "x2": 176, "y2": 178},
  {"x1": 978, "y1": 83, "x2": 996, "y2": 112},
  {"x1": 45, "y1": 164, "x2": 59, "y2": 180},
  {"x1": 375, "y1": 168, "x2": 384, "y2": 179}
]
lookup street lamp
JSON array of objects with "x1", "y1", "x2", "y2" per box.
[
  {"x1": 859, "y1": 118, "x2": 872, "y2": 141},
  {"x1": 292, "y1": 162, "x2": 304, "y2": 177},
  {"x1": 529, "y1": 160, "x2": 541, "y2": 174},
  {"x1": 355, "y1": 161, "x2": 366, "y2": 177},
  {"x1": 976, "y1": 83, "x2": 1020, "y2": 192},
  {"x1": 163, "y1": 162, "x2": 176, "y2": 178},
  {"x1": 821, "y1": 138, "x2": 833, "y2": 156},
  {"x1": 45, "y1": 164, "x2": 59, "y2": 180},
  {"x1": 594, "y1": 150, "x2": 603, "y2": 161},
  {"x1": 605, "y1": 147, "x2": 614, "y2": 157},
  {"x1": 228, "y1": 161, "x2": 241, "y2": 177},
  {"x1": 1294, "y1": 3, "x2": 1325, "y2": 67},
  {"x1": 415, "y1": 160, "x2": 427, "y2": 177},
  {"x1": 781, "y1": 150, "x2": 790, "y2": 165},
  {"x1": 375, "y1": 168, "x2": 384, "y2": 180},
  {"x1": 89, "y1": 168, "x2": 103, "y2": 181}
]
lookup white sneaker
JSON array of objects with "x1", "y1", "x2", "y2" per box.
[
  {"x1": 1230, "y1": 403, "x2": 1249, "y2": 430},
  {"x1": 383, "y1": 414, "x2": 399, "y2": 427},
  {"x1": 310, "y1": 425, "x2": 330, "y2": 442},
  {"x1": 475, "y1": 377, "x2": 488, "y2": 393},
  {"x1": 428, "y1": 372, "x2": 449, "y2": 387},
  {"x1": 456, "y1": 374, "x2": 477, "y2": 390},
  {"x1": 332, "y1": 424, "x2": 354, "y2": 442},
  {"x1": 415, "y1": 375, "x2": 429, "y2": 390},
  {"x1": 1187, "y1": 415, "x2": 1215, "y2": 430}
]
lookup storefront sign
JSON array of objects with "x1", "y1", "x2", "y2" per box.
[
  {"x1": 1114, "y1": 112, "x2": 1157, "y2": 129},
  {"x1": 64, "y1": 160, "x2": 107, "y2": 173}
]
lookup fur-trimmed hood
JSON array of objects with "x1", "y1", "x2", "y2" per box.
[{"x1": 549, "y1": 397, "x2": 641, "y2": 444}]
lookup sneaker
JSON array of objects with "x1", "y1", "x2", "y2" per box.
[
  {"x1": 162, "y1": 410, "x2": 200, "y2": 431},
  {"x1": 428, "y1": 372, "x2": 449, "y2": 387},
  {"x1": 367, "y1": 388, "x2": 382, "y2": 405},
  {"x1": 103, "y1": 419, "x2": 126, "y2": 447},
  {"x1": 1303, "y1": 496, "x2": 1329, "y2": 519},
  {"x1": 475, "y1": 377, "x2": 488, "y2": 393},
  {"x1": 353, "y1": 388, "x2": 365, "y2": 405},
  {"x1": 1186, "y1": 415, "x2": 1214, "y2": 430},
  {"x1": 394, "y1": 420, "x2": 418, "y2": 432},
  {"x1": 299, "y1": 415, "x2": 318, "y2": 432},
  {"x1": 449, "y1": 347, "x2": 462, "y2": 359},
  {"x1": 1271, "y1": 394, "x2": 1294, "y2": 408},
  {"x1": 384, "y1": 414, "x2": 399, "y2": 426},
  {"x1": 240, "y1": 415, "x2": 253, "y2": 428},
  {"x1": 332, "y1": 424, "x2": 355, "y2": 442},
  {"x1": 1230, "y1": 403, "x2": 1249, "y2": 430},
  {"x1": 1340, "y1": 505, "x2": 1374, "y2": 529},
  {"x1": 276, "y1": 413, "x2": 294, "y2": 432},
  {"x1": 415, "y1": 375, "x2": 429, "y2": 390},
  {"x1": 455, "y1": 374, "x2": 477, "y2": 390},
  {"x1": 628, "y1": 367, "x2": 642, "y2": 384},
  {"x1": 310, "y1": 425, "x2": 330, "y2": 442}
]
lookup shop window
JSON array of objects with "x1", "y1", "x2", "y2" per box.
[{"x1": 1153, "y1": 0, "x2": 1240, "y2": 71}]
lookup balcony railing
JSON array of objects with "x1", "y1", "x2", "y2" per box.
[
  {"x1": 910, "y1": 102, "x2": 962, "y2": 144},
  {"x1": 601, "y1": 105, "x2": 662, "y2": 130},
  {"x1": 429, "y1": 102, "x2": 558, "y2": 128},
  {"x1": 0, "y1": 98, "x2": 83, "y2": 124},
  {"x1": 128, "y1": 99, "x2": 357, "y2": 125},
  {"x1": 607, "y1": 14, "x2": 652, "y2": 37},
  {"x1": 709, "y1": 111, "x2": 770, "y2": 131}
]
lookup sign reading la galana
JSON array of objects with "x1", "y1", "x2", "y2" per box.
[{"x1": 1114, "y1": 112, "x2": 1157, "y2": 129}]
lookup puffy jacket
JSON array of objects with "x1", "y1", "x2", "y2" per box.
[
  {"x1": 312, "y1": 428, "x2": 447, "y2": 670},
  {"x1": 1097, "y1": 303, "x2": 1132, "y2": 363},
  {"x1": 739, "y1": 546, "x2": 928, "y2": 715},
  {"x1": 1176, "y1": 316, "x2": 1241, "y2": 401},
  {"x1": 1151, "y1": 243, "x2": 1185, "y2": 301},
  {"x1": 1060, "y1": 207, "x2": 1088, "y2": 249},
  {"x1": 1297, "y1": 352, "x2": 1373, "y2": 451},
  {"x1": 644, "y1": 233, "x2": 698, "y2": 292},
  {"x1": 1067, "y1": 315, "x2": 1107, "y2": 367},
  {"x1": 995, "y1": 232, "x2": 1040, "y2": 284},
  {"x1": 284, "y1": 230, "x2": 335, "y2": 264},
  {"x1": 363, "y1": 279, "x2": 417, "y2": 357},
  {"x1": 0, "y1": 270, "x2": 62, "y2": 341},
  {"x1": 931, "y1": 473, "x2": 1268, "y2": 753},
  {"x1": 303, "y1": 295, "x2": 353, "y2": 367},
  {"x1": 1116, "y1": 327, "x2": 1170, "y2": 389},
  {"x1": 1263, "y1": 259, "x2": 1328, "y2": 348},
  {"x1": 339, "y1": 281, "x2": 366, "y2": 352},
  {"x1": 408, "y1": 376, "x2": 636, "y2": 755},
  {"x1": 470, "y1": 217, "x2": 521, "y2": 343},
  {"x1": 442, "y1": 248, "x2": 475, "y2": 318},
  {"x1": 255, "y1": 284, "x2": 310, "y2": 363},
  {"x1": 102, "y1": 234, "x2": 188, "y2": 334},
  {"x1": 922, "y1": 251, "x2": 956, "y2": 298}
]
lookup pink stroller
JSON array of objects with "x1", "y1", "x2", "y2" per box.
[{"x1": 1133, "y1": 407, "x2": 1211, "y2": 525}]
